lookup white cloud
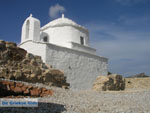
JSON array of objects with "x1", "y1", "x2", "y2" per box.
[
  {"x1": 85, "y1": 16, "x2": 150, "y2": 76},
  {"x1": 49, "y1": 4, "x2": 65, "y2": 19}
]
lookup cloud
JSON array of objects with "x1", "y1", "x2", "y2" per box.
[
  {"x1": 49, "y1": 4, "x2": 65, "y2": 19},
  {"x1": 85, "y1": 16, "x2": 150, "y2": 76},
  {"x1": 115, "y1": 0, "x2": 149, "y2": 5}
]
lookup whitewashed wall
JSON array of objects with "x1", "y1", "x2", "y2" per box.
[
  {"x1": 21, "y1": 16, "x2": 40, "y2": 43},
  {"x1": 41, "y1": 26, "x2": 89, "y2": 48},
  {"x1": 70, "y1": 42, "x2": 96, "y2": 55},
  {"x1": 19, "y1": 41, "x2": 108, "y2": 90},
  {"x1": 19, "y1": 40, "x2": 46, "y2": 62},
  {"x1": 45, "y1": 43, "x2": 108, "y2": 90}
]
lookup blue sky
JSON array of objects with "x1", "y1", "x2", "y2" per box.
[{"x1": 0, "y1": 0, "x2": 150, "y2": 76}]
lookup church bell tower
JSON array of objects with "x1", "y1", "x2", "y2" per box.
[{"x1": 21, "y1": 14, "x2": 40, "y2": 43}]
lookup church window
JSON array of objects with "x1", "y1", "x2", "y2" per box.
[
  {"x1": 43, "y1": 36, "x2": 48, "y2": 42},
  {"x1": 80, "y1": 36, "x2": 84, "y2": 45},
  {"x1": 69, "y1": 66, "x2": 71, "y2": 69},
  {"x1": 26, "y1": 20, "x2": 30, "y2": 39}
]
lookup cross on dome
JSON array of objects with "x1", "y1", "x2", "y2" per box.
[
  {"x1": 62, "y1": 14, "x2": 64, "y2": 18},
  {"x1": 30, "y1": 14, "x2": 33, "y2": 17}
]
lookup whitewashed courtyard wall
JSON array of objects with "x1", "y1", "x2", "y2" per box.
[
  {"x1": 19, "y1": 40, "x2": 47, "y2": 62},
  {"x1": 19, "y1": 41, "x2": 108, "y2": 90}
]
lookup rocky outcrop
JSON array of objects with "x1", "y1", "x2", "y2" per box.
[
  {"x1": 127, "y1": 73, "x2": 149, "y2": 78},
  {"x1": 93, "y1": 74, "x2": 125, "y2": 91},
  {"x1": 0, "y1": 79, "x2": 53, "y2": 97},
  {"x1": 0, "y1": 40, "x2": 69, "y2": 88}
]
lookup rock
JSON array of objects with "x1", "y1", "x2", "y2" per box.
[
  {"x1": 16, "y1": 82, "x2": 24, "y2": 87},
  {"x1": 0, "y1": 40, "x2": 6, "y2": 45},
  {"x1": 24, "y1": 89, "x2": 29, "y2": 94},
  {"x1": 50, "y1": 69, "x2": 64, "y2": 76},
  {"x1": 5, "y1": 41, "x2": 17, "y2": 48},
  {"x1": 2, "y1": 50, "x2": 13, "y2": 61},
  {"x1": 40, "y1": 88, "x2": 53, "y2": 97},
  {"x1": 31, "y1": 67, "x2": 42, "y2": 75},
  {"x1": 22, "y1": 59, "x2": 30, "y2": 64},
  {"x1": 109, "y1": 74, "x2": 125, "y2": 90},
  {"x1": 14, "y1": 71, "x2": 22, "y2": 79},
  {"x1": 41, "y1": 63, "x2": 49, "y2": 69},
  {"x1": 0, "y1": 68, "x2": 8, "y2": 78},
  {"x1": 30, "y1": 88, "x2": 41, "y2": 96},
  {"x1": 10, "y1": 85, "x2": 15, "y2": 90},
  {"x1": 0, "y1": 79, "x2": 54, "y2": 97},
  {"x1": 30, "y1": 59, "x2": 38, "y2": 66},
  {"x1": 42, "y1": 69, "x2": 69, "y2": 87},
  {"x1": 127, "y1": 73, "x2": 149, "y2": 78},
  {"x1": 1, "y1": 46, "x2": 26, "y2": 61},
  {"x1": 92, "y1": 76, "x2": 110, "y2": 91},
  {"x1": 0, "y1": 40, "x2": 6, "y2": 51},
  {"x1": 14, "y1": 87, "x2": 23, "y2": 93},
  {"x1": 28, "y1": 74, "x2": 38, "y2": 82},
  {"x1": 22, "y1": 69, "x2": 31, "y2": 75},
  {"x1": 14, "y1": 47, "x2": 27, "y2": 60},
  {"x1": 8, "y1": 74, "x2": 15, "y2": 80},
  {"x1": 1, "y1": 80, "x2": 10, "y2": 85},
  {"x1": 26, "y1": 53, "x2": 35, "y2": 60},
  {"x1": 21, "y1": 85, "x2": 27, "y2": 91},
  {"x1": 93, "y1": 74, "x2": 125, "y2": 91},
  {"x1": 30, "y1": 74, "x2": 36, "y2": 78},
  {"x1": 0, "y1": 40, "x2": 69, "y2": 89},
  {"x1": 49, "y1": 69, "x2": 66, "y2": 82}
]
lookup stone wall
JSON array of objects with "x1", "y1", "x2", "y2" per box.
[
  {"x1": 0, "y1": 40, "x2": 69, "y2": 88},
  {"x1": 0, "y1": 79, "x2": 53, "y2": 97}
]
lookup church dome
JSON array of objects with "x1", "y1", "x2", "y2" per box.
[{"x1": 41, "y1": 14, "x2": 88, "y2": 32}]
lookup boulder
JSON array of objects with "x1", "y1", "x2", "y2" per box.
[
  {"x1": 92, "y1": 76, "x2": 110, "y2": 91},
  {"x1": 93, "y1": 74, "x2": 125, "y2": 91}
]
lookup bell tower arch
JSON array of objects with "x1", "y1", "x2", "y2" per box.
[{"x1": 21, "y1": 14, "x2": 40, "y2": 43}]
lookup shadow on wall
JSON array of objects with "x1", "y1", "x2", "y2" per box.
[{"x1": 0, "y1": 102, "x2": 66, "y2": 113}]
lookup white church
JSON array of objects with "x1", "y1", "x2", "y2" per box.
[{"x1": 19, "y1": 14, "x2": 108, "y2": 89}]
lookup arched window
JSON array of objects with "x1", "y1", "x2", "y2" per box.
[
  {"x1": 43, "y1": 36, "x2": 48, "y2": 42},
  {"x1": 80, "y1": 36, "x2": 84, "y2": 45},
  {"x1": 26, "y1": 20, "x2": 30, "y2": 39},
  {"x1": 40, "y1": 32, "x2": 49, "y2": 43}
]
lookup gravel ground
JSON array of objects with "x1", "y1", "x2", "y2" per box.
[
  {"x1": 0, "y1": 85, "x2": 150, "y2": 113},
  {"x1": 39, "y1": 87, "x2": 150, "y2": 113}
]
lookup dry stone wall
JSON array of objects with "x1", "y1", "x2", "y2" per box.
[
  {"x1": 0, "y1": 79, "x2": 53, "y2": 97},
  {"x1": 0, "y1": 40, "x2": 69, "y2": 88}
]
